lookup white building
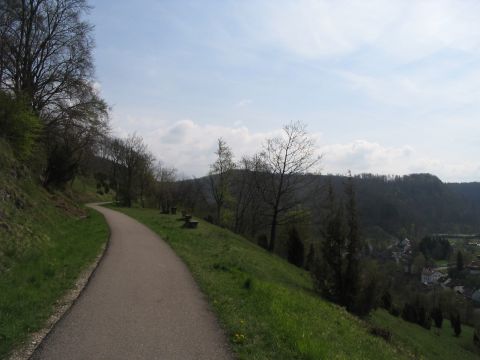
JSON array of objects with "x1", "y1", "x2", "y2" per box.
[{"x1": 421, "y1": 268, "x2": 443, "y2": 285}]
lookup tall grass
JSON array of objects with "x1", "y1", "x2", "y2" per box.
[{"x1": 0, "y1": 209, "x2": 108, "y2": 358}]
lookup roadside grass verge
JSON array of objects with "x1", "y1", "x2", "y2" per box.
[
  {"x1": 371, "y1": 309, "x2": 479, "y2": 360},
  {"x1": 0, "y1": 209, "x2": 108, "y2": 358},
  {"x1": 110, "y1": 206, "x2": 411, "y2": 359}
]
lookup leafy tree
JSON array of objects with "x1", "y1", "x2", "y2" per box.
[
  {"x1": 1, "y1": 0, "x2": 109, "y2": 187},
  {"x1": 419, "y1": 236, "x2": 452, "y2": 261},
  {"x1": 1, "y1": 0, "x2": 94, "y2": 114},
  {"x1": 43, "y1": 143, "x2": 79, "y2": 188}
]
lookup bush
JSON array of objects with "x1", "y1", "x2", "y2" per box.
[
  {"x1": 257, "y1": 234, "x2": 268, "y2": 250},
  {"x1": 381, "y1": 291, "x2": 392, "y2": 311},
  {"x1": 369, "y1": 326, "x2": 392, "y2": 342},
  {"x1": 389, "y1": 306, "x2": 400, "y2": 317},
  {"x1": 0, "y1": 91, "x2": 41, "y2": 159},
  {"x1": 43, "y1": 143, "x2": 79, "y2": 188}
]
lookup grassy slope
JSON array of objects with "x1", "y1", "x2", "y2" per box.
[
  {"x1": 111, "y1": 207, "x2": 412, "y2": 360},
  {"x1": 0, "y1": 141, "x2": 109, "y2": 358},
  {"x1": 69, "y1": 175, "x2": 114, "y2": 204},
  {"x1": 371, "y1": 310, "x2": 478, "y2": 360}
]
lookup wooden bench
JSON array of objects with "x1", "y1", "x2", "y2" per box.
[
  {"x1": 181, "y1": 214, "x2": 198, "y2": 229},
  {"x1": 184, "y1": 220, "x2": 199, "y2": 229}
]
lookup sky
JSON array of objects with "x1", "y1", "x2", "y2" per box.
[{"x1": 90, "y1": 0, "x2": 480, "y2": 182}]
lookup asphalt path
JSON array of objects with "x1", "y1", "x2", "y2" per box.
[{"x1": 31, "y1": 204, "x2": 232, "y2": 360}]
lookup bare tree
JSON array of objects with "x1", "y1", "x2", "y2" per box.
[
  {"x1": 0, "y1": 0, "x2": 94, "y2": 115},
  {"x1": 1, "y1": 0, "x2": 109, "y2": 187},
  {"x1": 103, "y1": 134, "x2": 149, "y2": 207},
  {"x1": 154, "y1": 161, "x2": 177, "y2": 212},
  {"x1": 209, "y1": 138, "x2": 235, "y2": 225},
  {"x1": 256, "y1": 121, "x2": 320, "y2": 252},
  {"x1": 43, "y1": 85, "x2": 109, "y2": 187},
  {"x1": 138, "y1": 151, "x2": 156, "y2": 208}
]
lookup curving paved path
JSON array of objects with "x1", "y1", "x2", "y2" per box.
[{"x1": 31, "y1": 204, "x2": 232, "y2": 360}]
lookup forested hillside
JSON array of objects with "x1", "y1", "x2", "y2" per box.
[
  {"x1": 182, "y1": 172, "x2": 480, "y2": 252},
  {"x1": 325, "y1": 174, "x2": 480, "y2": 239}
]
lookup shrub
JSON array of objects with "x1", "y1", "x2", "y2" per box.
[
  {"x1": 257, "y1": 234, "x2": 268, "y2": 250},
  {"x1": 369, "y1": 326, "x2": 392, "y2": 342},
  {"x1": 0, "y1": 91, "x2": 41, "y2": 159},
  {"x1": 381, "y1": 291, "x2": 392, "y2": 311},
  {"x1": 389, "y1": 306, "x2": 400, "y2": 317}
]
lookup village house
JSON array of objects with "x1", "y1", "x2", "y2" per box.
[
  {"x1": 467, "y1": 260, "x2": 480, "y2": 275},
  {"x1": 421, "y1": 267, "x2": 443, "y2": 285}
]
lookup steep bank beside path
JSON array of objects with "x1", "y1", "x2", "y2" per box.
[{"x1": 32, "y1": 204, "x2": 232, "y2": 360}]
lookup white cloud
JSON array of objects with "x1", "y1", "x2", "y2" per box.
[
  {"x1": 111, "y1": 115, "x2": 480, "y2": 181},
  {"x1": 320, "y1": 139, "x2": 480, "y2": 182},
  {"x1": 340, "y1": 69, "x2": 480, "y2": 107},
  {"x1": 240, "y1": 0, "x2": 480, "y2": 61},
  {"x1": 139, "y1": 119, "x2": 281, "y2": 176},
  {"x1": 235, "y1": 98, "x2": 253, "y2": 108}
]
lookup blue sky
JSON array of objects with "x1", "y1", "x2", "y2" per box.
[{"x1": 91, "y1": 0, "x2": 480, "y2": 181}]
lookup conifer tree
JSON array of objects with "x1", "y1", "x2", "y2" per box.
[
  {"x1": 431, "y1": 307, "x2": 443, "y2": 329},
  {"x1": 315, "y1": 181, "x2": 345, "y2": 303},
  {"x1": 457, "y1": 251, "x2": 464, "y2": 272},
  {"x1": 287, "y1": 226, "x2": 304, "y2": 267},
  {"x1": 450, "y1": 312, "x2": 462, "y2": 337},
  {"x1": 305, "y1": 244, "x2": 315, "y2": 271},
  {"x1": 344, "y1": 174, "x2": 361, "y2": 312}
]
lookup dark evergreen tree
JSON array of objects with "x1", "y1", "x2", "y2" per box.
[
  {"x1": 287, "y1": 226, "x2": 304, "y2": 267},
  {"x1": 474, "y1": 327, "x2": 480, "y2": 349},
  {"x1": 305, "y1": 243, "x2": 315, "y2": 271},
  {"x1": 417, "y1": 306, "x2": 432, "y2": 329},
  {"x1": 381, "y1": 291, "x2": 392, "y2": 311},
  {"x1": 314, "y1": 181, "x2": 345, "y2": 303},
  {"x1": 257, "y1": 234, "x2": 269, "y2": 250},
  {"x1": 418, "y1": 306, "x2": 427, "y2": 328},
  {"x1": 344, "y1": 175, "x2": 361, "y2": 312},
  {"x1": 354, "y1": 275, "x2": 377, "y2": 316},
  {"x1": 431, "y1": 307, "x2": 443, "y2": 329},
  {"x1": 457, "y1": 251, "x2": 464, "y2": 272},
  {"x1": 401, "y1": 303, "x2": 418, "y2": 324},
  {"x1": 450, "y1": 312, "x2": 462, "y2": 337}
]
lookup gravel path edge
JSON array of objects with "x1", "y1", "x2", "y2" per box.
[{"x1": 8, "y1": 207, "x2": 111, "y2": 360}]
